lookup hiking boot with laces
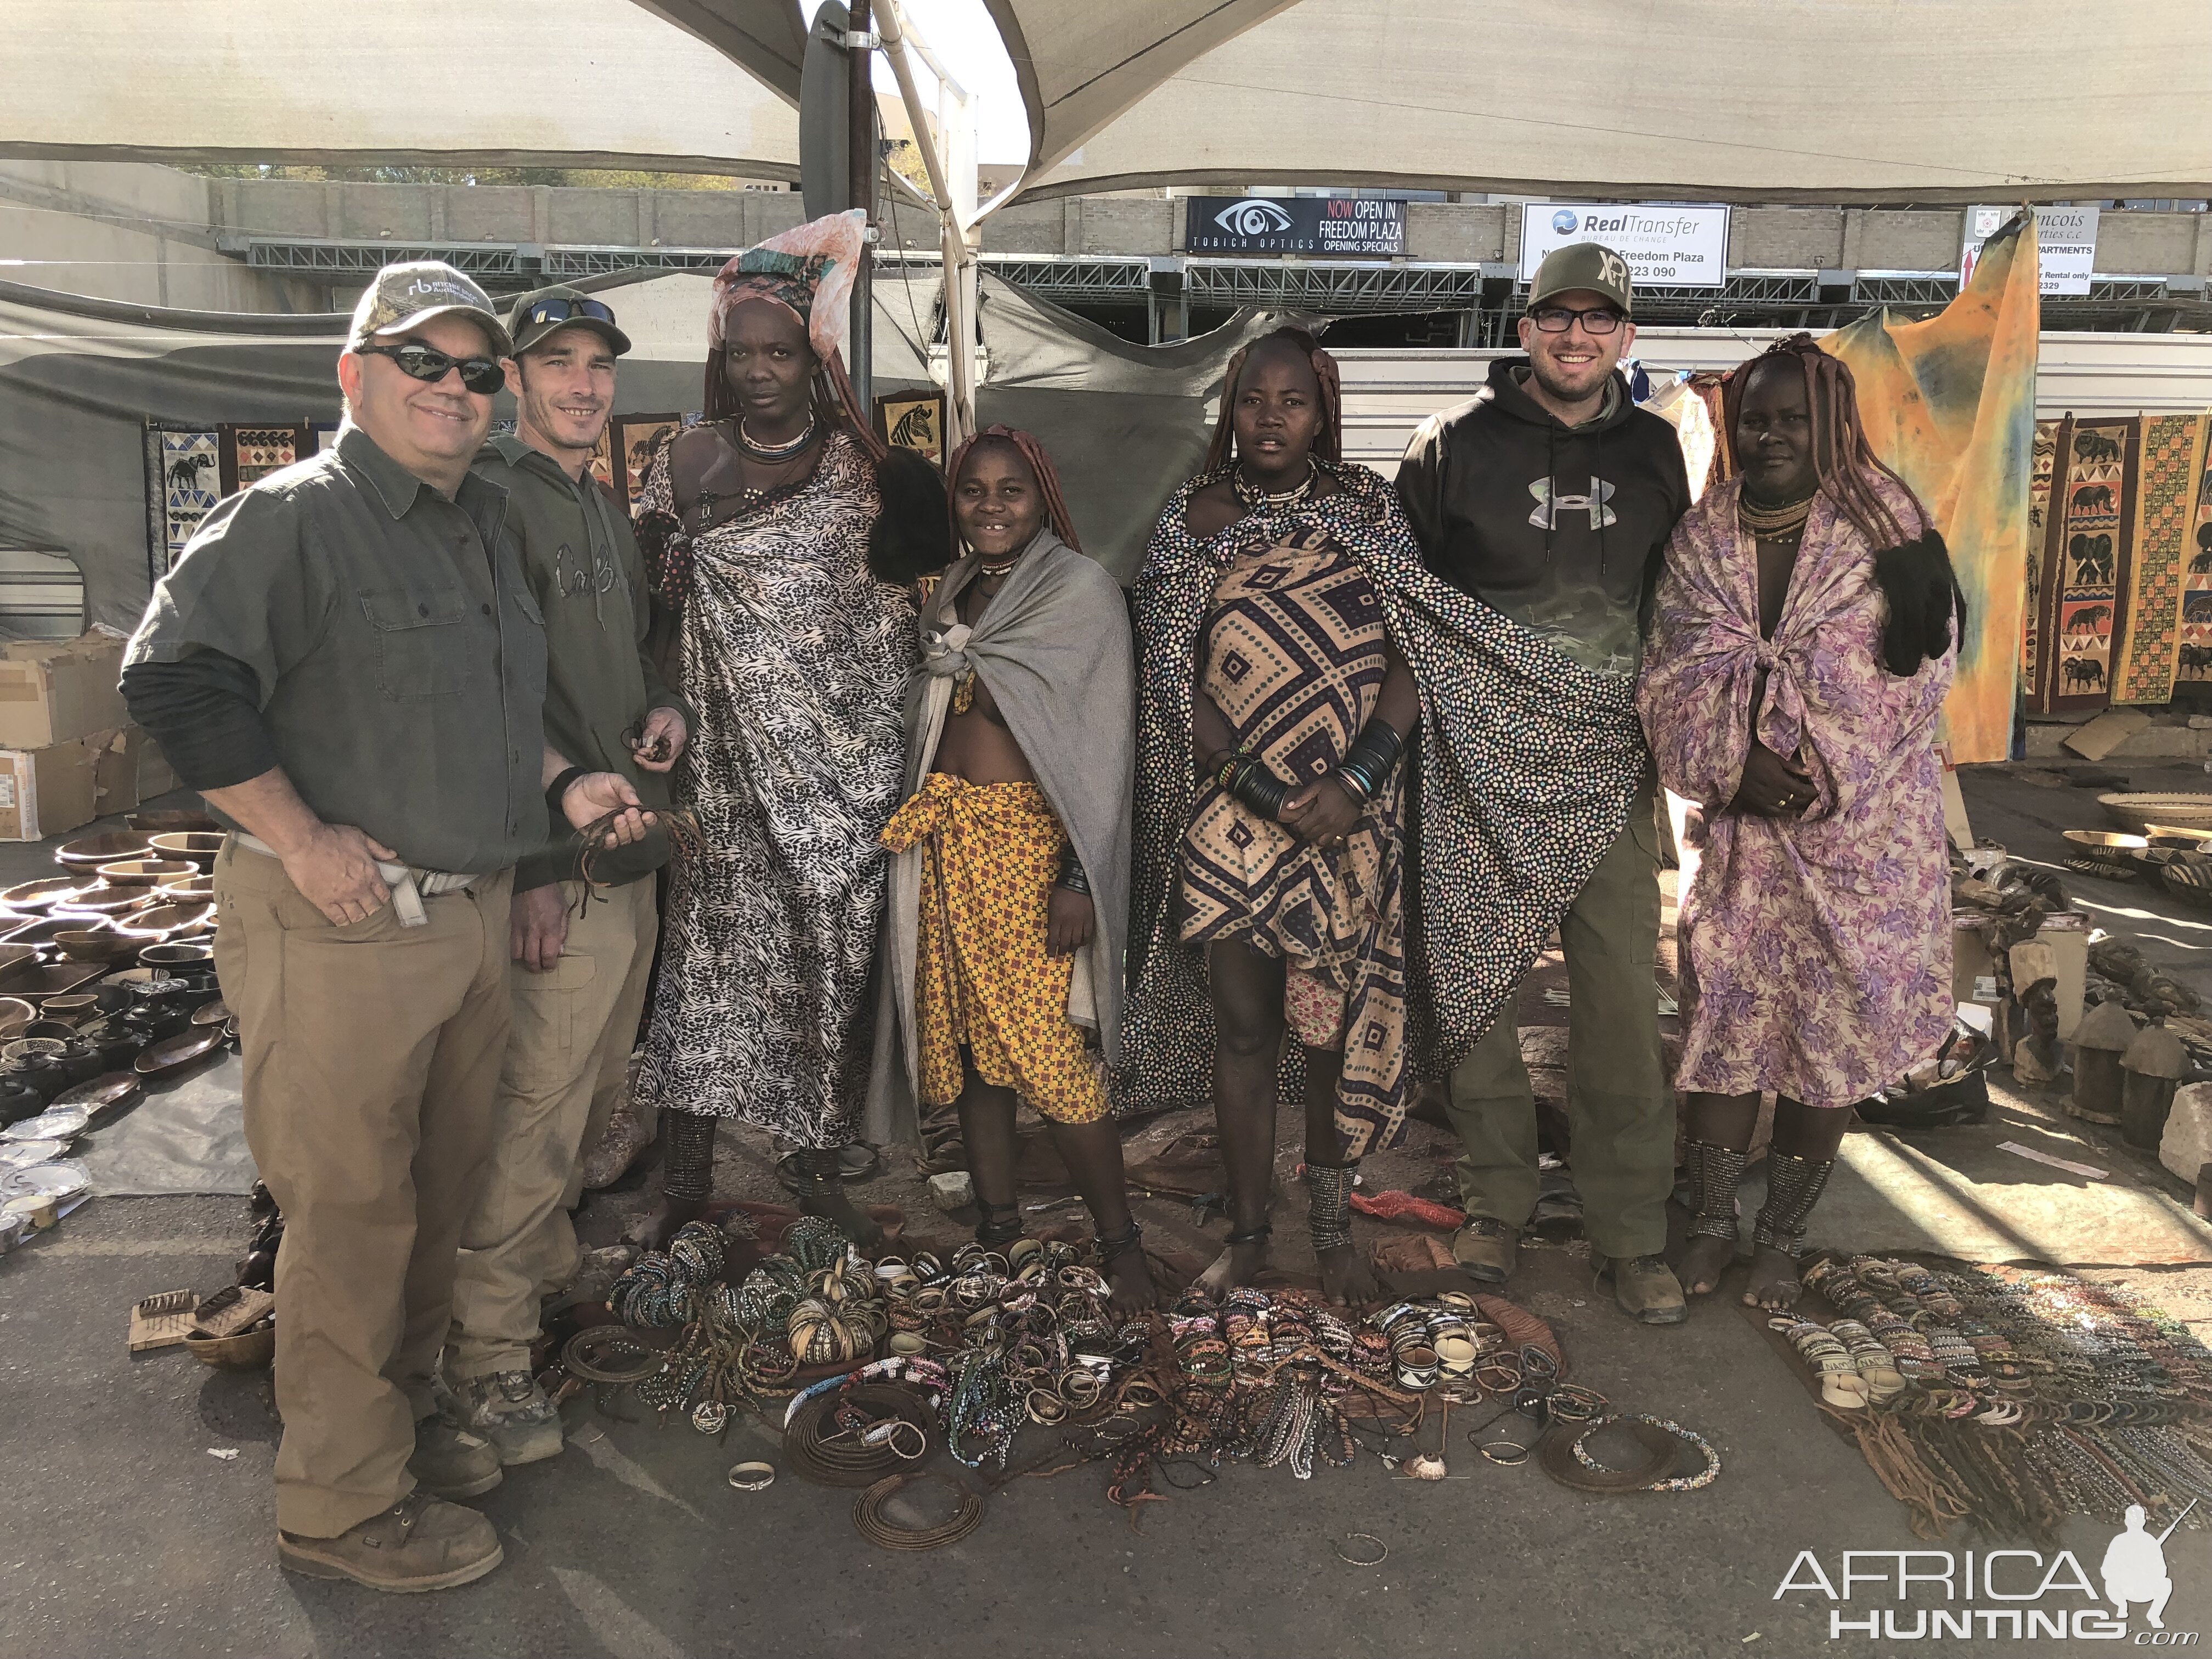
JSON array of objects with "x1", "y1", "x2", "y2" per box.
[
  {"x1": 1452, "y1": 1216, "x2": 1519, "y2": 1284},
  {"x1": 408, "y1": 1408, "x2": 505, "y2": 1497},
  {"x1": 279, "y1": 1491, "x2": 502, "y2": 1592},
  {"x1": 452, "y1": 1370, "x2": 563, "y2": 1466},
  {"x1": 1595, "y1": 1252, "x2": 1689, "y2": 1325}
]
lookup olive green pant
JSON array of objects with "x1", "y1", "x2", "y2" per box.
[
  {"x1": 448, "y1": 877, "x2": 657, "y2": 1380},
  {"x1": 213, "y1": 843, "x2": 512, "y2": 1539},
  {"x1": 1439, "y1": 791, "x2": 1672, "y2": 1260}
]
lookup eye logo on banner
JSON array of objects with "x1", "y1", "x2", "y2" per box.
[{"x1": 1214, "y1": 200, "x2": 1294, "y2": 238}]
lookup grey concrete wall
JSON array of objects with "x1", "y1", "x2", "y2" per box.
[{"x1": 0, "y1": 161, "x2": 326, "y2": 312}]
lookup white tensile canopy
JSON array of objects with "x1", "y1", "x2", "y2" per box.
[
  {"x1": 3, "y1": 0, "x2": 803, "y2": 178},
  {"x1": 996, "y1": 0, "x2": 2212, "y2": 203},
  {"x1": 7, "y1": 1, "x2": 2207, "y2": 204}
]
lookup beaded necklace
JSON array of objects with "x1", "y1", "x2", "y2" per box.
[
  {"x1": 1232, "y1": 463, "x2": 1316, "y2": 512},
  {"x1": 1736, "y1": 487, "x2": 1815, "y2": 540}
]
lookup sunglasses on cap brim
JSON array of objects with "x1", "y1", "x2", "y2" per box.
[
  {"x1": 357, "y1": 341, "x2": 507, "y2": 396},
  {"x1": 522, "y1": 296, "x2": 618, "y2": 330}
]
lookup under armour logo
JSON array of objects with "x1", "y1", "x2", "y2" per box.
[{"x1": 1528, "y1": 475, "x2": 1618, "y2": 529}]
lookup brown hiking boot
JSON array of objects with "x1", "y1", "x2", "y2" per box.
[
  {"x1": 279, "y1": 1492, "x2": 502, "y2": 1592},
  {"x1": 1452, "y1": 1216, "x2": 1518, "y2": 1284},
  {"x1": 579, "y1": 1071, "x2": 655, "y2": 1191},
  {"x1": 409, "y1": 1410, "x2": 503, "y2": 1499},
  {"x1": 1595, "y1": 1252, "x2": 1688, "y2": 1325}
]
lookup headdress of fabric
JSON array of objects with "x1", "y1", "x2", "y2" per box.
[
  {"x1": 943, "y1": 425, "x2": 1083, "y2": 552},
  {"x1": 704, "y1": 208, "x2": 885, "y2": 460},
  {"x1": 1204, "y1": 326, "x2": 1343, "y2": 471},
  {"x1": 1720, "y1": 332, "x2": 1963, "y2": 675}
]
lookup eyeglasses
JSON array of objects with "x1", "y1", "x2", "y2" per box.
[
  {"x1": 522, "y1": 296, "x2": 618, "y2": 329},
  {"x1": 1528, "y1": 304, "x2": 1626, "y2": 336},
  {"x1": 356, "y1": 341, "x2": 506, "y2": 396}
]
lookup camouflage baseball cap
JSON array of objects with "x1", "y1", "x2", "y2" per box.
[
  {"x1": 507, "y1": 285, "x2": 632, "y2": 357},
  {"x1": 1528, "y1": 242, "x2": 1634, "y2": 317},
  {"x1": 348, "y1": 261, "x2": 514, "y2": 356}
]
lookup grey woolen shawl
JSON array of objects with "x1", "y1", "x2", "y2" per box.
[{"x1": 864, "y1": 529, "x2": 1136, "y2": 1145}]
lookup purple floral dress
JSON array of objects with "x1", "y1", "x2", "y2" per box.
[{"x1": 1638, "y1": 478, "x2": 1955, "y2": 1109}]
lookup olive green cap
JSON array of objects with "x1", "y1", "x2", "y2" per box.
[
  {"x1": 507, "y1": 285, "x2": 633, "y2": 358},
  {"x1": 348, "y1": 261, "x2": 512, "y2": 356},
  {"x1": 1528, "y1": 241, "x2": 1634, "y2": 316}
]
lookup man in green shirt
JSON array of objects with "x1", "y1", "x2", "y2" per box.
[{"x1": 445, "y1": 287, "x2": 691, "y2": 1464}]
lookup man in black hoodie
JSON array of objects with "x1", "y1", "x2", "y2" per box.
[{"x1": 1395, "y1": 243, "x2": 1690, "y2": 1325}]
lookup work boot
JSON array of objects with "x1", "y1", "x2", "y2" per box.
[
  {"x1": 1452, "y1": 1216, "x2": 1518, "y2": 1284},
  {"x1": 579, "y1": 1082, "x2": 656, "y2": 1191},
  {"x1": 452, "y1": 1370, "x2": 563, "y2": 1467},
  {"x1": 279, "y1": 1491, "x2": 503, "y2": 1593},
  {"x1": 1595, "y1": 1253, "x2": 1689, "y2": 1326},
  {"x1": 408, "y1": 1409, "x2": 504, "y2": 1499}
]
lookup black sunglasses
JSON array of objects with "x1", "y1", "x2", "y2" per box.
[
  {"x1": 1529, "y1": 304, "x2": 1626, "y2": 336},
  {"x1": 523, "y1": 296, "x2": 617, "y2": 329},
  {"x1": 357, "y1": 341, "x2": 506, "y2": 395}
]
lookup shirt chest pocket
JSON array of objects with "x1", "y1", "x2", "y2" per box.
[{"x1": 359, "y1": 586, "x2": 478, "y2": 701}]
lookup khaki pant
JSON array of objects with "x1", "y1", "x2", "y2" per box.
[
  {"x1": 211, "y1": 842, "x2": 513, "y2": 1539},
  {"x1": 448, "y1": 877, "x2": 657, "y2": 1380},
  {"x1": 1439, "y1": 785, "x2": 1673, "y2": 1260}
]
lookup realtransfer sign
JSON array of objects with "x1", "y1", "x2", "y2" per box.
[{"x1": 1519, "y1": 202, "x2": 1730, "y2": 289}]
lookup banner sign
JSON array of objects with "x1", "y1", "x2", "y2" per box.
[
  {"x1": 1963, "y1": 204, "x2": 2097, "y2": 296},
  {"x1": 1184, "y1": 196, "x2": 1407, "y2": 257},
  {"x1": 1518, "y1": 202, "x2": 1730, "y2": 289}
]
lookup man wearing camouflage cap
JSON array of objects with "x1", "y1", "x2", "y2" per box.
[
  {"x1": 122, "y1": 262, "x2": 652, "y2": 1590},
  {"x1": 1394, "y1": 243, "x2": 1691, "y2": 1327}
]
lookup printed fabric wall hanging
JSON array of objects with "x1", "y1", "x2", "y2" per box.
[
  {"x1": 2180, "y1": 421, "x2": 2212, "y2": 691},
  {"x1": 2111, "y1": 409, "x2": 2211, "y2": 704},
  {"x1": 612, "y1": 414, "x2": 684, "y2": 509},
  {"x1": 2025, "y1": 415, "x2": 2139, "y2": 716},
  {"x1": 142, "y1": 422, "x2": 220, "y2": 579},
  {"x1": 221, "y1": 424, "x2": 314, "y2": 495},
  {"x1": 2019, "y1": 420, "x2": 2061, "y2": 701}
]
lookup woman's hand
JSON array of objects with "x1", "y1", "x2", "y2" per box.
[
  {"x1": 1280, "y1": 775, "x2": 1363, "y2": 845},
  {"x1": 1046, "y1": 887, "x2": 1096, "y2": 957},
  {"x1": 1729, "y1": 740, "x2": 1814, "y2": 817}
]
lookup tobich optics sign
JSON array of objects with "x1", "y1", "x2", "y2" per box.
[
  {"x1": 1520, "y1": 203, "x2": 1731, "y2": 289},
  {"x1": 1184, "y1": 196, "x2": 1407, "y2": 257}
]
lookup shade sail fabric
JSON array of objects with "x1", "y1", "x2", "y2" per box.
[
  {"x1": 1007, "y1": 0, "x2": 2212, "y2": 203},
  {"x1": 1821, "y1": 219, "x2": 2041, "y2": 765},
  {"x1": 2, "y1": 1, "x2": 800, "y2": 177}
]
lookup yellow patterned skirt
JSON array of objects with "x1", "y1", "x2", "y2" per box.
[{"x1": 881, "y1": 773, "x2": 1109, "y2": 1124}]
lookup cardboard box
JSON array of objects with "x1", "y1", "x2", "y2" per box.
[
  {"x1": 0, "y1": 631, "x2": 127, "y2": 751},
  {"x1": 93, "y1": 726, "x2": 141, "y2": 815},
  {"x1": 137, "y1": 731, "x2": 178, "y2": 802},
  {"x1": 0, "y1": 736, "x2": 104, "y2": 842}
]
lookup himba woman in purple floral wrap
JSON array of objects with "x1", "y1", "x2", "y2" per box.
[{"x1": 1638, "y1": 335, "x2": 1965, "y2": 1311}]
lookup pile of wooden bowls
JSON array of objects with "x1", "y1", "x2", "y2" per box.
[{"x1": 0, "y1": 810, "x2": 232, "y2": 1104}]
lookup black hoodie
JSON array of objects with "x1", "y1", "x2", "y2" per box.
[{"x1": 1395, "y1": 357, "x2": 1689, "y2": 675}]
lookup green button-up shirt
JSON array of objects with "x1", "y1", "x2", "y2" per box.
[
  {"x1": 125, "y1": 424, "x2": 549, "y2": 874},
  {"x1": 473, "y1": 433, "x2": 690, "y2": 890}
]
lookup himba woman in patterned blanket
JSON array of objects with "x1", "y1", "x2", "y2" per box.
[
  {"x1": 1639, "y1": 335, "x2": 1963, "y2": 1311},
  {"x1": 1120, "y1": 329, "x2": 1421, "y2": 1305},
  {"x1": 867, "y1": 427, "x2": 1154, "y2": 1312},
  {"x1": 628, "y1": 211, "x2": 945, "y2": 1250}
]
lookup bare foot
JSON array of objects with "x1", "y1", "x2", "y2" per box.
[
  {"x1": 1677, "y1": 1234, "x2": 1737, "y2": 1298},
  {"x1": 625, "y1": 1193, "x2": 705, "y2": 1252},
  {"x1": 1316, "y1": 1244, "x2": 1378, "y2": 1307},
  {"x1": 1743, "y1": 1244, "x2": 1804, "y2": 1311},
  {"x1": 1103, "y1": 1247, "x2": 1156, "y2": 1316},
  {"x1": 1194, "y1": 1234, "x2": 1271, "y2": 1297},
  {"x1": 799, "y1": 1184, "x2": 884, "y2": 1250}
]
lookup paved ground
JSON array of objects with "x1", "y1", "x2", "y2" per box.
[{"x1": 4, "y1": 773, "x2": 2212, "y2": 1657}]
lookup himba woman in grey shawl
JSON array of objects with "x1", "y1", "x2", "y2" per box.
[{"x1": 867, "y1": 426, "x2": 1153, "y2": 1312}]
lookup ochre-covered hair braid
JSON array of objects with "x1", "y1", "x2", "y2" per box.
[
  {"x1": 944, "y1": 424, "x2": 1082, "y2": 552},
  {"x1": 1721, "y1": 332, "x2": 1928, "y2": 551},
  {"x1": 1204, "y1": 326, "x2": 1343, "y2": 471}
]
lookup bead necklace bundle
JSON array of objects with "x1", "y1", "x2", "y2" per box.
[{"x1": 1786, "y1": 1254, "x2": 2212, "y2": 1540}]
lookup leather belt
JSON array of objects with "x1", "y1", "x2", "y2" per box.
[{"x1": 230, "y1": 832, "x2": 478, "y2": 929}]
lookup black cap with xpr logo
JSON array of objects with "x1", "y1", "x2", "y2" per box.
[
  {"x1": 506, "y1": 286, "x2": 633, "y2": 358},
  {"x1": 348, "y1": 261, "x2": 514, "y2": 356},
  {"x1": 1528, "y1": 242, "x2": 1635, "y2": 317}
]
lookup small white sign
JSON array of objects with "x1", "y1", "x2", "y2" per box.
[
  {"x1": 1962, "y1": 204, "x2": 2098, "y2": 296},
  {"x1": 1519, "y1": 203, "x2": 1730, "y2": 290}
]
